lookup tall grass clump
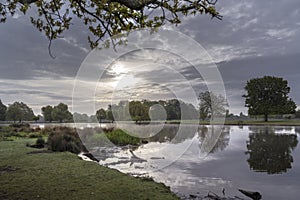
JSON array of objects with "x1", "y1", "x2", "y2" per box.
[
  {"x1": 46, "y1": 127, "x2": 87, "y2": 154},
  {"x1": 105, "y1": 129, "x2": 140, "y2": 146}
]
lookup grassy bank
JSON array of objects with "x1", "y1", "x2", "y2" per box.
[
  {"x1": 0, "y1": 138, "x2": 179, "y2": 200},
  {"x1": 105, "y1": 129, "x2": 140, "y2": 146}
]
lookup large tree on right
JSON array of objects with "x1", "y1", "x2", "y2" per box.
[{"x1": 243, "y1": 76, "x2": 296, "y2": 122}]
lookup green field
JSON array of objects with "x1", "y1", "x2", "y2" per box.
[{"x1": 0, "y1": 138, "x2": 179, "y2": 200}]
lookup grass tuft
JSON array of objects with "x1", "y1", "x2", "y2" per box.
[{"x1": 105, "y1": 129, "x2": 140, "y2": 146}]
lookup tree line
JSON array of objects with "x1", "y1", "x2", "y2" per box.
[
  {"x1": 0, "y1": 76, "x2": 298, "y2": 123},
  {"x1": 95, "y1": 99, "x2": 199, "y2": 123},
  {"x1": 0, "y1": 101, "x2": 73, "y2": 123}
]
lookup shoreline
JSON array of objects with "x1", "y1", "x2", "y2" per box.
[{"x1": 0, "y1": 138, "x2": 180, "y2": 200}]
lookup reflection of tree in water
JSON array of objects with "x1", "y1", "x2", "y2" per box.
[
  {"x1": 148, "y1": 125, "x2": 179, "y2": 142},
  {"x1": 295, "y1": 127, "x2": 300, "y2": 135},
  {"x1": 198, "y1": 126, "x2": 230, "y2": 154},
  {"x1": 246, "y1": 126, "x2": 298, "y2": 174},
  {"x1": 147, "y1": 124, "x2": 197, "y2": 143}
]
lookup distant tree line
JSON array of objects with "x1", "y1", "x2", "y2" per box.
[
  {"x1": 0, "y1": 101, "x2": 73, "y2": 123},
  {"x1": 96, "y1": 99, "x2": 199, "y2": 123},
  {"x1": 41, "y1": 103, "x2": 73, "y2": 123},
  {"x1": 0, "y1": 76, "x2": 298, "y2": 123},
  {"x1": 0, "y1": 101, "x2": 35, "y2": 123}
]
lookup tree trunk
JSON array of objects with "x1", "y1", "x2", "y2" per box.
[{"x1": 264, "y1": 114, "x2": 268, "y2": 122}]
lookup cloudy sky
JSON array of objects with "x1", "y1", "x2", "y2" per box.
[{"x1": 1, "y1": 0, "x2": 300, "y2": 115}]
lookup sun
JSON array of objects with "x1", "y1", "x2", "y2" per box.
[{"x1": 111, "y1": 63, "x2": 128, "y2": 75}]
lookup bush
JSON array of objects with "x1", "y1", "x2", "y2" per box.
[
  {"x1": 102, "y1": 126, "x2": 115, "y2": 133},
  {"x1": 8, "y1": 123, "x2": 32, "y2": 133},
  {"x1": 26, "y1": 137, "x2": 45, "y2": 149},
  {"x1": 105, "y1": 129, "x2": 140, "y2": 146},
  {"x1": 36, "y1": 137, "x2": 45, "y2": 148},
  {"x1": 47, "y1": 127, "x2": 86, "y2": 154},
  {"x1": 9, "y1": 123, "x2": 30, "y2": 128},
  {"x1": 28, "y1": 132, "x2": 44, "y2": 138}
]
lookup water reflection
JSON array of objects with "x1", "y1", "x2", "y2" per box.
[
  {"x1": 246, "y1": 126, "x2": 298, "y2": 174},
  {"x1": 295, "y1": 127, "x2": 300, "y2": 135},
  {"x1": 198, "y1": 126, "x2": 230, "y2": 154},
  {"x1": 74, "y1": 125, "x2": 300, "y2": 199}
]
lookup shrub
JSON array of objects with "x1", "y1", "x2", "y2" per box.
[
  {"x1": 9, "y1": 123, "x2": 30, "y2": 128},
  {"x1": 102, "y1": 126, "x2": 115, "y2": 133},
  {"x1": 36, "y1": 137, "x2": 45, "y2": 148},
  {"x1": 8, "y1": 123, "x2": 32, "y2": 133},
  {"x1": 105, "y1": 129, "x2": 140, "y2": 146},
  {"x1": 0, "y1": 125, "x2": 49, "y2": 140},
  {"x1": 28, "y1": 132, "x2": 44, "y2": 138},
  {"x1": 47, "y1": 127, "x2": 86, "y2": 154}
]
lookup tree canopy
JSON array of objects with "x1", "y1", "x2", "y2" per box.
[
  {"x1": 42, "y1": 104, "x2": 73, "y2": 123},
  {"x1": 0, "y1": 0, "x2": 221, "y2": 51},
  {"x1": 198, "y1": 91, "x2": 227, "y2": 120},
  {"x1": 96, "y1": 99, "x2": 198, "y2": 123},
  {"x1": 243, "y1": 76, "x2": 296, "y2": 122},
  {"x1": 96, "y1": 108, "x2": 106, "y2": 123},
  {"x1": 0, "y1": 99, "x2": 7, "y2": 121},
  {"x1": 41, "y1": 105, "x2": 54, "y2": 122},
  {"x1": 6, "y1": 101, "x2": 35, "y2": 122}
]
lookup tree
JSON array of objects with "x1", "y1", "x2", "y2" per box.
[
  {"x1": 51, "y1": 103, "x2": 73, "y2": 123},
  {"x1": 295, "y1": 109, "x2": 300, "y2": 119},
  {"x1": 199, "y1": 106, "x2": 209, "y2": 121},
  {"x1": 6, "y1": 102, "x2": 35, "y2": 122},
  {"x1": 96, "y1": 108, "x2": 106, "y2": 123},
  {"x1": 243, "y1": 76, "x2": 296, "y2": 122},
  {"x1": 41, "y1": 105, "x2": 54, "y2": 122},
  {"x1": 0, "y1": 99, "x2": 7, "y2": 121},
  {"x1": 6, "y1": 103, "x2": 22, "y2": 123},
  {"x1": 33, "y1": 115, "x2": 40, "y2": 122},
  {"x1": 129, "y1": 100, "x2": 149, "y2": 123},
  {"x1": 0, "y1": 0, "x2": 221, "y2": 53},
  {"x1": 198, "y1": 91, "x2": 227, "y2": 120},
  {"x1": 165, "y1": 99, "x2": 181, "y2": 120},
  {"x1": 106, "y1": 105, "x2": 114, "y2": 123}
]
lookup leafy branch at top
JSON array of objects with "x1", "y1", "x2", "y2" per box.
[{"x1": 0, "y1": 0, "x2": 222, "y2": 55}]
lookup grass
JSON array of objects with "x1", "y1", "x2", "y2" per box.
[
  {"x1": 0, "y1": 138, "x2": 179, "y2": 200},
  {"x1": 105, "y1": 129, "x2": 140, "y2": 146},
  {"x1": 0, "y1": 125, "x2": 46, "y2": 142}
]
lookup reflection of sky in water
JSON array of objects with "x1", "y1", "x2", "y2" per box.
[{"x1": 97, "y1": 125, "x2": 300, "y2": 199}]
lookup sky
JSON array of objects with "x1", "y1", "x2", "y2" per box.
[{"x1": 1, "y1": 0, "x2": 300, "y2": 115}]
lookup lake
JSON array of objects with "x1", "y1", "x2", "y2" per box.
[{"x1": 84, "y1": 124, "x2": 300, "y2": 199}]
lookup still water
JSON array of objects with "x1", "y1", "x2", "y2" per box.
[{"x1": 86, "y1": 125, "x2": 300, "y2": 199}]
